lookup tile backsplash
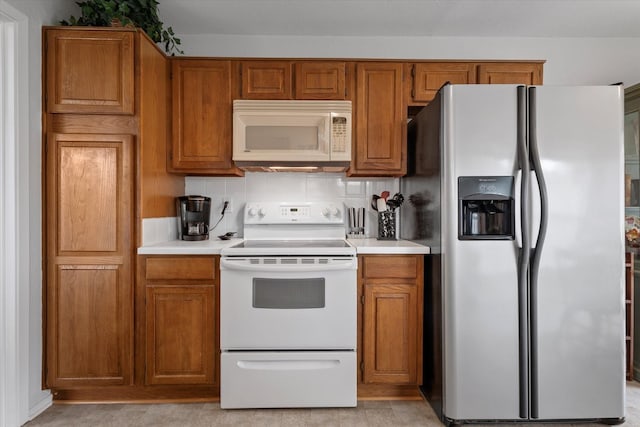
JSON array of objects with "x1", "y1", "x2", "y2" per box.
[{"x1": 185, "y1": 172, "x2": 399, "y2": 238}]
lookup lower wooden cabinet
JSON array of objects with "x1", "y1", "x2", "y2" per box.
[
  {"x1": 47, "y1": 265, "x2": 132, "y2": 388},
  {"x1": 359, "y1": 255, "x2": 424, "y2": 389},
  {"x1": 140, "y1": 256, "x2": 219, "y2": 387},
  {"x1": 146, "y1": 286, "x2": 215, "y2": 385}
]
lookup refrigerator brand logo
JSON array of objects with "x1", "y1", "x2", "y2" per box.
[
  {"x1": 478, "y1": 178, "x2": 498, "y2": 193},
  {"x1": 479, "y1": 183, "x2": 498, "y2": 193}
]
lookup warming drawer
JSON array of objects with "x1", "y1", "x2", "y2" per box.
[{"x1": 220, "y1": 351, "x2": 357, "y2": 408}]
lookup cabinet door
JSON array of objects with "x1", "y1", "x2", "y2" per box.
[
  {"x1": 241, "y1": 61, "x2": 292, "y2": 99},
  {"x1": 294, "y1": 62, "x2": 346, "y2": 100},
  {"x1": 477, "y1": 62, "x2": 543, "y2": 85},
  {"x1": 353, "y1": 63, "x2": 405, "y2": 176},
  {"x1": 171, "y1": 59, "x2": 240, "y2": 174},
  {"x1": 146, "y1": 286, "x2": 216, "y2": 385},
  {"x1": 45, "y1": 133, "x2": 133, "y2": 387},
  {"x1": 46, "y1": 29, "x2": 134, "y2": 114},
  {"x1": 412, "y1": 63, "x2": 475, "y2": 103},
  {"x1": 363, "y1": 283, "x2": 418, "y2": 384}
]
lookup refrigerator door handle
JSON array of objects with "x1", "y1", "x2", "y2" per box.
[
  {"x1": 527, "y1": 86, "x2": 548, "y2": 420},
  {"x1": 514, "y1": 170, "x2": 523, "y2": 249},
  {"x1": 516, "y1": 85, "x2": 531, "y2": 419}
]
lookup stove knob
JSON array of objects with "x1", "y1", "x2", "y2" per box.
[
  {"x1": 247, "y1": 207, "x2": 257, "y2": 217},
  {"x1": 331, "y1": 207, "x2": 341, "y2": 217},
  {"x1": 322, "y1": 208, "x2": 331, "y2": 217},
  {"x1": 258, "y1": 208, "x2": 266, "y2": 217}
]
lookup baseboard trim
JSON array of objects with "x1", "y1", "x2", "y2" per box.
[
  {"x1": 357, "y1": 384, "x2": 424, "y2": 400},
  {"x1": 28, "y1": 392, "x2": 53, "y2": 420}
]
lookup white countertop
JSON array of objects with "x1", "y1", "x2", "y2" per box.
[
  {"x1": 346, "y1": 238, "x2": 431, "y2": 254},
  {"x1": 138, "y1": 237, "x2": 430, "y2": 255},
  {"x1": 137, "y1": 238, "x2": 243, "y2": 255}
]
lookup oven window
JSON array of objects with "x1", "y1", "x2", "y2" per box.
[
  {"x1": 252, "y1": 278, "x2": 325, "y2": 309},
  {"x1": 246, "y1": 126, "x2": 318, "y2": 150}
]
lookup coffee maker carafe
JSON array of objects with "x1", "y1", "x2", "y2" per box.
[{"x1": 177, "y1": 195, "x2": 211, "y2": 241}]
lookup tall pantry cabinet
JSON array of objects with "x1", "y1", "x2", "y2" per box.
[{"x1": 43, "y1": 27, "x2": 183, "y2": 395}]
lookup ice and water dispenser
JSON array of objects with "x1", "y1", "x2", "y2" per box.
[{"x1": 458, "y1": 176, "x2": 514, "y2": 240}]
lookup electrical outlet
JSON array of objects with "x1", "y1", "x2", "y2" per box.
[{"x1": 225, "y1": 199, "x2": 233, "y2": 213}]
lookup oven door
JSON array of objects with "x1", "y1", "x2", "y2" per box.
[{"x1": 220, "y1": 256, "x2": 357, "y2": 350}]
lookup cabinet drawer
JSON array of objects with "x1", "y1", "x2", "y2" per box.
[
  {"x1": 145, "y1": 257, "x2": 216, "y2": 280},
  {"x1": 362, "y1": 255, "x2": 418, "y2": 279}
]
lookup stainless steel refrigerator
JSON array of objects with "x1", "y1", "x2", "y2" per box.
[{"x1": 401, "y1": 84, "x2": 625, "y2": 425}]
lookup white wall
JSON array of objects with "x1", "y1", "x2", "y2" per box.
[
  {"x1": 180, "y1": 34, "x2": 640, "y2": 86},
  {"x1": 3, "y1": 0, "x2": 76, "y2": 421}
]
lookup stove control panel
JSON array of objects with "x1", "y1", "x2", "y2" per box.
[{"x1": 245, "y1": 201, "x2": 344, "y2": 224}]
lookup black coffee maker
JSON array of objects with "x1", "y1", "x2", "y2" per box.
[{"x1": 177, "y1": 195, "x2": 211, "y2": 241}]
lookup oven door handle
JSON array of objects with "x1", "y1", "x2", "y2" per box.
[{"x1": 220, "y1": 257, "x2": 356, "y2": 272}]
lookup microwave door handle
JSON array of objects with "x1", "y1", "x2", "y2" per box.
[{"x1": 323, "y1": 115, "x2": 331, "y2": 155}]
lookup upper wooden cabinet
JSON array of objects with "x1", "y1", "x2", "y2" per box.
[
  {"x1": 239, "y1": 60, "x2": 347, "y2": 100},
  {"x1": 410, "y1": 62, "x2": 476, "y2": 103},
  {"x1": 477, "y1": 62, "x2": 543, "y2": 85},
  {"x1": 408, "y1": 61, "x2": 544, "y2": 105},
  {"x1": 351, "y1": 62, "x2": 405, "y2": 176},
  {"x1": 294, "y1": 62, "x2": 347, "y2": 100},
  {"x1": 240, "y1": 61, "x2": 292, "y2": 99},
  {"x1": 46, "y1": 28, "x2": 135, "y2": 114},
  {"x1": 170, "y1": 59, "x2": 241, "y2": 175}
]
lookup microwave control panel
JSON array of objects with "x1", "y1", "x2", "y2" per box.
[{"x1": 331, "y1": 116, "x2": 348, "y2": 153}]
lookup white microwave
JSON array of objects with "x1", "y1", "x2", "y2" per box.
[{"x1": 233, "y1": 100, "x2": 352, "y2": 171}]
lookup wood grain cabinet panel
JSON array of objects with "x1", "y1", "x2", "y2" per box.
[
  {"x1": 145, "y1": 257, "x2": 216, "y2": 281},
  {"x1": 411, "y1": 62, "x2": 476, "y2": 103},
  {"x1": 49, "y1": 266, "x2": 130, "y2": 387},
  {"x1": 146, "y1": 286, "x2": 216, "y2": 385},
  {"x1": 477, "y1": 62, "x2": 543, "y2": 85},
  {"x1": 363, "y1": 283, "x2": 418, "y2": 384},
  {"x1": 362, "y1": 255, "x2": 418, "y2": 279},
  {"x1": 359, "y1": 255, "x2": 423, "y2": 388},
  {"x1": 45, "y1": 132, "x2": 133, "y2": 388},
  {"x1": 241, "y1": 61, "x2": 292, "y2": 99},
  {"x1": 57, "y1": 143, "x2": 119, "y2": 253},
  {"x1": 46, "y1": 29, "x2": 134, "y2": 114},
  {"x1": 294, "y1": 62, "x2": 346, "y2": 100},
  {"x1": 352, "y1": 62, "x2": 405, "y2": 176},
  {"x1": 170, "y1": 59, "x2": 240, "y2": 174},
  {"x1": 139, "y1": 255, "x2": 220, "y2": 388}
]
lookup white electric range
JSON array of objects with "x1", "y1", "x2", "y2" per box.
[{"x1": 219, "y1": 201, "x2": 357, "y2": 409}]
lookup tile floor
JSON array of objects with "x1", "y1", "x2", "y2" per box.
[{"x1": 24, "y1": 381, "x2": 640, "y2": 427}]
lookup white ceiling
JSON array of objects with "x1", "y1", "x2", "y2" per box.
[{"x1": 158, "y1": 0, "x2": 640, "y2": 38}]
